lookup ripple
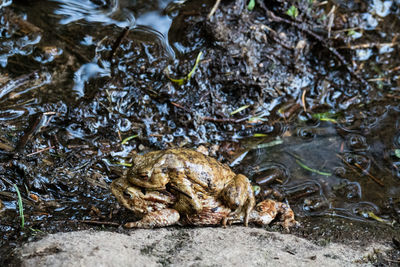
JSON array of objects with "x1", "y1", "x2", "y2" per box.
[
  {"x1": 52, "y1": 0, "x2": 135, "y2": 27},
  {"x1": 0, "y1": 108, "x2": 27, "y2": 120}
]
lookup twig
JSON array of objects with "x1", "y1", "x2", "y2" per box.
[
  {"x1": 202, "y1": 116, "x2": 241, "y2": 123},
  {"x1": 336, "y1": 154, "x2": 384, "y2": 186},
  {"x1": 354, "y1": 162, "x2": 384, "y2": 186},
  {"x1": 26, "y1": 146, "x2": 55, "y2": 157},
  {"x1": 338, "y1": 42, "x2": 399, "y2": 49},
  {"x1": 384, "y1": 258, "x2": 400, "y2": 263},
  {"x1": 301, "y1": 89, "x2": 307, "y2": 113},
  {"x1": 170, "y1": 101, "x2": 191, "y2": 112},
  {"x1": 108, "y1": 26, "x2": 130, "y2": 62},
  {"x1": 207, "y1": 0, "x2": 221, "y2": 20}
]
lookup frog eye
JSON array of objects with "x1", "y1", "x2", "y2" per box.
[
  {"x1": 123, "y1": 190, "x2": 132, "y2": 198},
  {"x1": 138, "y1": 172, "x2": 149, "y2": 180}
]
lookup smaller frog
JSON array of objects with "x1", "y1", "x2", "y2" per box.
[{"x1": 111, "y1": 149, "x2": 297, "y2": 229}]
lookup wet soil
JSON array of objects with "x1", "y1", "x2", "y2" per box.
[{"x1": 1, "y1": 0, "x2": 400, "y2": 265}]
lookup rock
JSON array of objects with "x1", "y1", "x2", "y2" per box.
[{"x1": 15, "y1": 227, "x2": 387, "y2": 266}]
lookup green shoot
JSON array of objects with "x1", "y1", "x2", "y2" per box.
[
  {"x1": 116, "y1": 162, "x2": 133, "y2": 167},
  {"x1": 312, "y1": 112, "x2": 338, "y2": 123},
  {"x1": 247, "y1": 0, "x2": 255, "y2": 11},
  {"x1": 359, "y1": 211, "x2": 393, "y2": 225},
  {"x1": 168, "y1": 51, "x2": 203, "y2": 86},
  {"x1": 394, "y1": 149, "x2": 400, "y2": 159},
  {"x1": 121, "y1": 134, "x2": 138, "y2": 145},
  {"x1": 296, "y1": 160, "x2": 331, "y2": 176},
  {"x1": 253, "y1": 133, "x2": 268, "y2": 137},
  {"x1": 230, "y1": 105, "x2": 250, "y2": 115},
  {"x1": 286, "y1": 5, "x2": 299, "y2": 18},
  {"x1": 13, "y1": 184, "x2": 25, "y2": 229},
  {"x1": 29, "y1": 227, "x2": 45, "y2": 236},
  {"x1": 347, "y1": 30, "x2": 356, "y2": 36},
  {"x1": 255, "y1": 139, "x2": 283, "y2": 149}
]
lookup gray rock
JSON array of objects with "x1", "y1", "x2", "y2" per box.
[{"x1": 16, "y1": 227, "x2": 386, "y2": 266}]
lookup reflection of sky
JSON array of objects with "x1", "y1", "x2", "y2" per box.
[
  {"x1": 53, "y1": 0, "x2": 175, "y2": 98},
  {"x1": 52, "y1": 0, "x2": 173, "y2": 51},
  {"x1": 52, "y1": 0, "x2": 134, "y2": 27},
  {"x1": 52, "y1": 0, "x2": 172, "y2": 35},
  {"x1": 136, "y1": 11, "x2": 172, "y2": 41}
]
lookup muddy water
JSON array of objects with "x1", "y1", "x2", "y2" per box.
[{"x1": 0, "y1": 0, "x2": 400, "y2": 262}]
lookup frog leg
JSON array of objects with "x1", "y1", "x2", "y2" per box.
[
  {"x1": 124, "y1": 209, "x2": 180, "y2": 228},
  {"x1": 249, "y1": 199, "x2": 298, "y2": 231},
  {"x1": 274, "y1": 201, "x2": 299, "y2": 231},
  {"x1": 169, "y1": 170, "x2": 203, "y2": 214},
  {"x1": 220, "y1": 174, "x2": 256, "y2": 226}
]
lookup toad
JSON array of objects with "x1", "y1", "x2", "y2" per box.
[{"x1": 111, "y1": 148, "x2": 297, "y2": 229}]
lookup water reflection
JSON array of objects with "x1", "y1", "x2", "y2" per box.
[{"x1": 52, "y1": 0, "x2": 135, "y2": 27}]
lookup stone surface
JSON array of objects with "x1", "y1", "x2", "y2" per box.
[{"x1": 15, "y1": 227, "x2": 388, "y2": 266}]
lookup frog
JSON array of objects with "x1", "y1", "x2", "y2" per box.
[{"x1": 111, "y1": 148, "x2": 297, "y2": 229}]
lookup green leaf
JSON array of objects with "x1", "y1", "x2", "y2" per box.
[
  {"x1": 395, "y1": 149, "x2": 400, "y2": 158},
  {"x1": 253, "y1": 133, "x2": 268, "y2": 137},
  {"x1": 347, "y1": 30, "x2": 356, "y2": 36},
  {"x1": 13, "y1": 184, "x2": 24, "y2": 229},
  {"x1": 286, "y1": 5, "x2": 299, "y2": 18},
  {"x1": 168, "y1": 51, "x2": 203, "y2": 85},
  {"x1": 116, "y1": 162, "x2": 133, "y2": 167},
  {"x1": 296, "y1": 160, "x2": 331, "y2": 176},
  {"x1": 121, "y1": 134, "x2": 138, "y2": 145},
  {"x1": 248, "y1": 0, "x2": 255, "y2": 11},
  {"x1": 230, "y1": 105, "x2": 250, "y2": 115},
  {"x1": 312, "y1": 112, "x2": 338, "y2": 123},
  {"x1": 255, "y1": 139, "x2": 283, "y2": 149}
]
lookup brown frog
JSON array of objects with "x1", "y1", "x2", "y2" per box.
[{"x1": 111, "y1": 148, "x2": 297, "y2": 229}]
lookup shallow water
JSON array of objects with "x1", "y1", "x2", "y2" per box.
[{"x1": 0, "y1": 0, "x2": 400, "y2": 261}]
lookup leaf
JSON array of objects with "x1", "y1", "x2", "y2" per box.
[
  {"x1": 253, "y1": 133, "x2": 268, "y2": 137},
  {"x1": 121, "y1": 134, "x2": 138, "y2": 145},
  {"x1": 395, "y1": 149, "x2": 400, "y2": 158},
  {"x1": 312, "y1": 112, "x2": 338, "y2": 123},
  {"x1": 230, "y1": 105, "x2": 250, "y2": 115},
  {"x1": 116, "y1": 162, "x2": 133, "y2": 167},
  {"x1": 286, "y1": 5, "x2": 299, "y2": 18},
  {"x1": 254, "y1": 139, "x2": 283, "y2": 149},
  {"x1": 13, "y1": 184, "x2": 24, "y2": 229},
  {"x1": 168, "y1": 51, "x2": 203, "y2": 85},
  {"x1": 296, "y1": 160, "x2": 331, "y2": 176},
  {"x1": 247, "y1": 0, "x2": 255, "y2": 11}
]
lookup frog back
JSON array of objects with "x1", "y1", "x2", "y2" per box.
[{"x1": 167, "y1": 149, "x2": 236, "y2": 193}]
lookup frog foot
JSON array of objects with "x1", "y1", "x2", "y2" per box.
[
  {"x1": 221, "y1": 196, "x2": 256, "y2": 227},
  {"x1": 124, "y1": 209, "x2": 180, "y2": 228},
  {"x1": 220, "y1": 174, "x2": 256, "y2": 226},
  {"x1": 249, "y1": 199, "x2": 298, "y2": 231}
]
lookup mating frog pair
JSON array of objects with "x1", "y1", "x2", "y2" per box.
[{"x1": 111, "y1": 149, "x2": 297, "y2": 229}]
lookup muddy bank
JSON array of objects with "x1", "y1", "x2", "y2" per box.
[{"x1": 9, "y1": 227, "x2": 392, "y2": 267}]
